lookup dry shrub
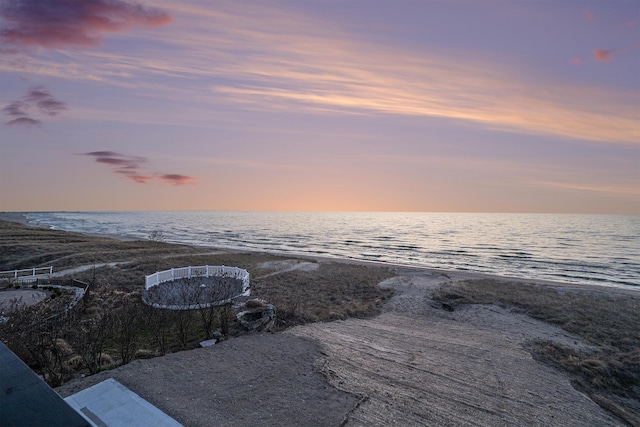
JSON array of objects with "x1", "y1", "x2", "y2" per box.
[
  {"x1": 245, "y1": 299, "x2": 265, "y2": 308},
  {"x1": 99, "y1": 353, "x2": 114, "y2": 368},
  {"x1": 65, "y1": 355, "x2": 84, "y2": 371},
  {"x1": 134, "y1": 349, "x2": 158, "y2": 359},
  {"x1": 54, "y1": 339, "x2": 73, "y2": 356}
]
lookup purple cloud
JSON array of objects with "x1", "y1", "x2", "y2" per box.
[
  {"x1": 2, "y1": 100, "x2": 28, "y2": 117},
  {"x1": 83, "y1": 151, "x2": 196, "y2": 185},
  {"x1": 0, "y1": 0, "x2": 171, "y2": 52},
  {"x1": 2, "y1": 85, "x2": 67, "y2": 126},
  {"x1": 94, "y1": 155, "x2": 145, "y2": 168},
  {"x1": 25, "y1": 87, "x2": 68, "y2": 115},
  {"x1": 84, "y1": 151, "x2": 147, "y2": 177}
]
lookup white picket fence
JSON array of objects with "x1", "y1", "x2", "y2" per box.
[
  {"x1": 145, "y1": 265, "x2": 250, "y2": 295},
  {"x1": 0, "y1": 266, "x2": 53, "y2": 283}
]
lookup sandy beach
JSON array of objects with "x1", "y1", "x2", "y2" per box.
[{"x1": 1, "y1": 214, "x2": 637, "y2": 426}]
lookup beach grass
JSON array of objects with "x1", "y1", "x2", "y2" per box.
[
  {"x1": 0, "y1": 220, "x2": 203, "y2": 272},
  {"x1": 433, "y1": 279, "x2": 640, "y2": 425},
  {"x1": 252, "y1": 263, "x2": 394, "y2": 328}
]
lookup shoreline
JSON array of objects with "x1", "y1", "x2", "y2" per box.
[
  {"x1": 0, "y1": 212, "x2": 31, "y2": 226},
  {"x1": 0, "y1": 212, "x2": 140, "y2": 242},
  {"x1": 1, "y1": 212, "x2": 636, "y2": 297}
]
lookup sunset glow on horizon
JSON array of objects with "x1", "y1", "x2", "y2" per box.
[{"x1": 1, "y1": 0, "x2": 638, "y2": 214}]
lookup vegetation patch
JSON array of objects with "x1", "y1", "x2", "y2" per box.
[{"x1": 252, "y1": 262, "x2": 394, "y2": 328}]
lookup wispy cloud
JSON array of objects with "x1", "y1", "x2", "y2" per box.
[
  {"x1": 0, "y1": 0, "x2": 171, "y2": 53},
  {"x1": 2, "y1": 85, "x2": 67, "y2": 126},
  {"x1": 593, "y1": 49, "x2": 615, "y2": 62},
  {"x1": 25, "y1": 86, "x2": 68, "y2": 115},
  {"x1": 159, "y1": 174, "x2": 196, "y2": 186},
  {"x1": 83, "y1": 151, "x2": 195, "y2": 185},
  {"x1": 3, "y1": 1, "x2": 637, "y2": 144},
  {"x1": 3, "y1": 100, "x2": 27, "y2": 116},
  {"x1": 88, "y1": 150, "x2": 146, "y2": 168},
  {"x1": 532, "y1": 180, "x2": 638, "y2": 196}
]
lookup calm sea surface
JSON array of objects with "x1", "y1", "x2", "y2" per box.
[{"x1": 25, "y1": 211, "x2": 639, "y2": 289}]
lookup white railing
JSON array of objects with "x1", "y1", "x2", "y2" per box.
[
  {"x1": 145, "y1": 265, "x2": 250, "y2": 295},
  {"x1": 0, "y1": 266, "x2": 53, "y2": 282}
]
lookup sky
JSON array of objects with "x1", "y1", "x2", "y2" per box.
[{"x1": 0, "y1": 0, "x2": 638, "y2": 214}]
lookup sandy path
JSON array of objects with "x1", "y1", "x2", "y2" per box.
[
  {"x1": 290, "y1": 314, "x2": 616, "y2": 426},
  {"x1": 287, "y1": 272, "x2": 621, "y2": 426},
  {"x1": 56, "y1": 269, "x2": 625, "y2": 426}
]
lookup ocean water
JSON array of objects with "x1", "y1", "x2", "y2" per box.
[{"x1": 25, "y1": 211, "x2": 640, "y2": 289}]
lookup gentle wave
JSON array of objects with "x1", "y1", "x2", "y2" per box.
[{"x1": 25, "y1": 211, "x2": 640, "y2": 289}]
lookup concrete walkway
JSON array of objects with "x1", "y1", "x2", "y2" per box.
[{"x1": 65, "y1": 378, "x2": 183, "y2": 427}]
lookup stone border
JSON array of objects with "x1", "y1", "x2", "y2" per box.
[{"x1": 142, "y1": 266, "x2": 250, "y2": 310}]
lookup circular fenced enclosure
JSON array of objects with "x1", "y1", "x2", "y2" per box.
[{"x1": 142, "y1": 266, "x2": 250, "y2": 310}]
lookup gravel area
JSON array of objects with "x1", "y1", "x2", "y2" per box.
[
  {"x1": 56, "y1": 333, "x2": 357, "y2": 427},
  {"x1": 143, "y1": 276, "x2": 245, "y2": 308},
  {"x1": 0, "y1": 289, "x2": 48, "y2": 313}
]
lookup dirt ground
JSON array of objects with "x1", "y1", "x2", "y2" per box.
[
  {"x1": 54, "y1": 265, "x2": 628, "y2": 426},
  {"x1": 0, "y1": 289, "x2": 48, "y2": 313}
]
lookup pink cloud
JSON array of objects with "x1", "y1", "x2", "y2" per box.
[
  {"x1": 114, "y1": 170, "x2": 154, "y2": 184},
  {"x1": 159, "y1": 174, "x2": 196, "y2": 186},
  {"x1": 0, "y1": 0, "x2": 171, "y2": 52},
  {"x1": 584, "y1": 9, "x2": 594, "y2": 22},
  {"x1": 593, "y1": 49, "x2": 615, "y2": 62},
  {"x1": 83, "y1": 151, "x2": 195, "y2": 186},
  {"x1": 569, "y1": 57, "x2": 582, "y2": 65},
  {"x1": 6, "y1": 117, "x2": 41, "y2": 127}
]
